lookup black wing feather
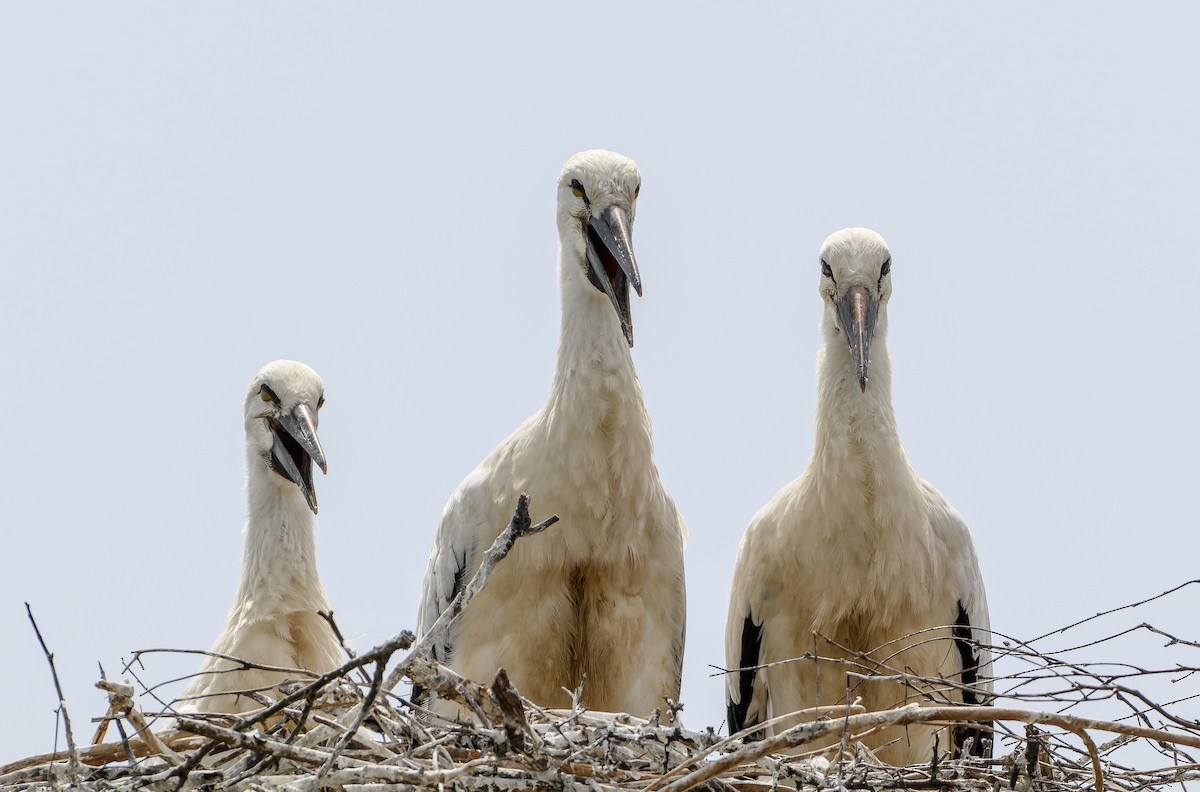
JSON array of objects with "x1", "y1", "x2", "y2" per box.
[
  {"x1": 727, "y1": 614, "x2": 764, "y2": 737},
  {"x1": 952, "y1": 600, "x2": 992, "y2": 757}
]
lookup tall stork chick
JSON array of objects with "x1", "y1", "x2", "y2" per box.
[
  {"x1": 725, "y1": 228, "x2": 991, "y2": 764},
  {"x1": 177, "y1": 360, "x2": 340, "y2": 716},
  {"x1": 418, "y1": 150, "x2": 687, "y2": 721}
]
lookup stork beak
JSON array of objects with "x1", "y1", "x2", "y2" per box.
[
  {"x1": 269, "y1": 403, "x2": 327, "y2": 514},
  {"x1": 837, "y1": 285, "x2": 880, "y2": 392},
  {"x1": 585, "y1": 204, "x2": 642, "y2": 347}
]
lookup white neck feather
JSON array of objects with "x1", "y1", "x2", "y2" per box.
[
  {"x1": 805, "y1": 312, "x2": 938, "y2": 625},
  {"x1": 810, "y1": 311, "x2": 922, "y2": 518},
  {"x1": 545, "y1": 247, "x2": 648, "y2": 431},
  {"x1": 522, "y1": 244, "x2": 657, "y2": 526},
  {"x1": 236, "y1": 457, "x2": 328, "y2": 616},
  {"x1": 815, "y1": 316, "x2": 900, "y2": 455}
]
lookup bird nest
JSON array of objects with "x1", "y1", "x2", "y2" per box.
[{"x1": 4, "y1": 500, "x2": 1200, "y2": 792}]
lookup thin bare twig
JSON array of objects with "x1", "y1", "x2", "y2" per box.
[
  {"x1": 1025, "y1": 579, "x2": 1200, "y2": 644},
  {"x1": 25, "y1": 603, "x2": 81, "y2": 782},
  {"x1": 11, "y1": 560, "x2": 1200, "y2": 792},
  {"x1": 663, "y1": 704, "x2": 1200, "y2": 792},
  {"x1": 95, "y1": 677, "x2": 182, "y2": 765},
  {"x1": 315, "y1": 658, "x2": 387, "y2": 782}
]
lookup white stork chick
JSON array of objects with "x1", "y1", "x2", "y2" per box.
[
  {"x1": 725, "y1": 228, "x2": 991, "y2": 764},
  {"x1": 418, "y1": 150, "x2": 686, "y2": 721},
  {"x1": 177, "y1": 360, "x2": 341, "y2": 716}
]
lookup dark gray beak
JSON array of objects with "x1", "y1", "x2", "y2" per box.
[
  {"x1": 837, "y1": 285, "x2": 880, "y2": 392},
  {"x1": 269, "y1": 403, "x2": 327, "y2": 513},
  {"x1": 585, "y1": 204, "x2": 642, "y2": 347}
]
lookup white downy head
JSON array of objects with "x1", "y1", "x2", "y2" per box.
[
  {"x1": 556, "y1": 150, "x2": 643, "y2": 347},
  {"x1": 243, "y1": 359, "x2": 328, "y2": 513},
  {"x1": 818, "y1": 228, "x2": 893, "y2": 393}
]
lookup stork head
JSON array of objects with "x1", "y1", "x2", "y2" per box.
[
  {"x1": 244, "y1": 360, "x2": 328, "y2": 514},
  {"x1": 557, "y1": 149, "x2": 643, "y2": 347},
  {"x1": 818, "y1": 228, "x2": 893, "y2": 392}
]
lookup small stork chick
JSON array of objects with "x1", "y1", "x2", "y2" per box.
[
  {"x1": 725, "y1": 229, "x2": 991, "y2": 764},
  {"x1": 177, "y1": 360, "x2": 340, "y2": 716},
  {"x1": 418, "y1": 150, "x2": 687, "y2": 721}
]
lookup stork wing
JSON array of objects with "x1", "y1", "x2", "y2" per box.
[
  {"x1": 417, "y1": 480, "x2": 486, "y2": 667},
  {"x1": 725, "y1": 518, "x2": 770, "y2": 736},
  {"x1": 667, "y1": 510, "x2": 689, "y2": 706},
  {"x1": 726, "y1": 611, "x2": 765, "y2": 735},
  {"x1": 924, "y1": 481, "x2": 993, "y2": 757},
  {"x1": 952, "y1": 579, "x2": 993, "y2": 757}
]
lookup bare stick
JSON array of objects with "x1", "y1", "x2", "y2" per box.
[
  {"x1": 641, "y1": 704, "x2": 866, "y2": 792},
  {"x1": 1026, "y1": 579, "x2": 1200, "y2": 644},
  {"x1": 162, "y1": 630, "x2": 414, "y2": 790},
  {"x1": 1067, "y1": 723, "x2": 1104, "y2": 792},
  {"x1": 124, "y1": 648, "x2": 321, "y2": 691},
  {"x1": 491, "y1": 667, "x2": 538, "y2": 759},
  {"x1": 385, "y1": 494, "x2": 559, "y2": 691},
  {"x1": 95, "y1": 678, "x2": 183, "y2": 766},
  {"x1": 235, "y1": 630, "x2": 413, "y2": 732},
  {"x1": 318, "y1": 610, "x2": 355, "y2": 659},
  {"x1": 315, "y1": 659, "x2": 387, "y2": 782},
  {"x1": 1142, "y1": 621, "x2": 1200, "y2": 651},
  {"x1": 25, "y1": 603, "x2": 81, "y2": 781},
  {"x1": 460, "y1": 681, "x2": 497, "y2": 729},
  {"x1": 662, "y1": 704, "x2": 1200, "y2": 792},
  {"x1": 90, "y1": 663, "x2": 120, "y2": 750},
  {"x1": 404, "y1": 655, "x2": 507, "y2": 723},
  {"x1": 280, "y1": 758, "x2": 498, "y2": 787},
  {"x1": 0, "y1": 731, "x2": 206, "y2": 777},
  {"x1": 317, "y1": 609, "x2": 381, "y2": 690},
  {"x1": 176, "y1": 716, "x2": 365, "y2": 769}
]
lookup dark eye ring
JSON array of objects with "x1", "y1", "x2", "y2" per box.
[
  {"x1": 820, "y1": 260, "x2": 833, "y2": 279},
  {"x1": 880, "y1": 258, "x2": 891, "y2": 276}
]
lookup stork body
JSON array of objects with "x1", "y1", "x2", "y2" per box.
[
  {"x1": 726, "y1": 229, "x2": 991, "y2": 764},
  {"x1": 178, "y1": 360, "x2": 340, "y2": 716},
  {"x1": 418, "y1": 150, "x2": 686, "y2": 720}
]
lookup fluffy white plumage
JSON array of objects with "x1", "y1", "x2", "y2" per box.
[
  {"x1": 418, "y1": 150, "x2": 687, "y2": 720},
  {"x1": 176, "y1": 360, "x2": 341, "y2": 716},
  {"x1": 725, "y1": 228, "x2": 991, "y2": 764}
]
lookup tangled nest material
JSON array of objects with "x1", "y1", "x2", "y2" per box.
[{"x1": 4, "y1": 499, "x2": 1200, "y2": 792}]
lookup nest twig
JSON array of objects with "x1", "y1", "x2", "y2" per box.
[{"x1": 7, "y1": 510, "x2": 1200, "y2": 792}]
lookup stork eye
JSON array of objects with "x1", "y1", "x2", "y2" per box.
[
  {"x1": 880, "y1": 258, "x2": 892, "y2": 276},
  {"x1": 259, "y1": 384, "x2": 278, "y2": 403},
  {"x1": 569, "y1": 179, "x2": 588, "y2": 201},
  {"x1": 821, "y1": 260, "x2": 833, "y2": 279}
]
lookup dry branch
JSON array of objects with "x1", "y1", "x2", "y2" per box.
[
  {"x1": 176, "y1": 717, "x2": 367, "y2": 768},
  {"x1": 95, "y1": 677, "x2": 183, "y2": 765},
  {"x1": 10, "y1": 642, "x2": 1200, "y2": 792},
  {"x1": 491, "y1": 667, "x2": 534, "y2": 755},
  {"x1": 24, "y1": 602, "x2": 82, "y2": 783},
  {"x1": 12, "y1": 525, "x2": 1200, "y2": 792}
]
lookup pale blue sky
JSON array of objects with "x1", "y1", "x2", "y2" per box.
[{"x1": 2, "y1": 2, "x2": 1198, "y2": 764}]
